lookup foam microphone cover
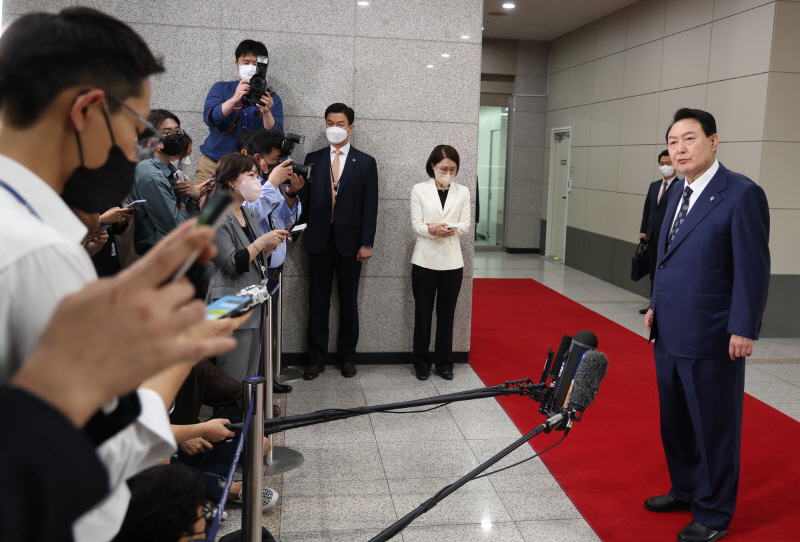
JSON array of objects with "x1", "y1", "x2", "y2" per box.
[
  {"x1": 551, "y1": 330, "x2": 598, "y2": 413},
  {"x1": 569, "y1": 351, "x2": 609, "y2": 411}
]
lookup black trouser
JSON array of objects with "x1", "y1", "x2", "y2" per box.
[
  {"x1": 411, "y1": 264, "x2": 463, "y2": 375},
  {"x1": 307, "y1": 227, "x2": 362, "y2": 367}
]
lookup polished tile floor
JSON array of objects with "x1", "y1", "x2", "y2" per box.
[{"x1": 221, "y1": 253, "x2": 800, "y2": 541}]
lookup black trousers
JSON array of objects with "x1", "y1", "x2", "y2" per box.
[
  {"x1": 306, "y1": 227, "x2": 362, "y2": 367},
  {"x1": 411, "y1": 264, "x2": 463, "y2": 375}
]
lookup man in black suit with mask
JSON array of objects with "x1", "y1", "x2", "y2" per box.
[
  {"x1": 299, "y1": 103, "x2": 378, "y2": 379},
  {"x1": 638, "y1": 149, "x2": 680, "y2": 313}
]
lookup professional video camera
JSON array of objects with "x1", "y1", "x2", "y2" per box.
[
  {"x1": 276, "y1": 133, "x2": 314, "y2": 181},
  {"x1": 242, "y1": 55, "x2": 273, "y2": 113}
]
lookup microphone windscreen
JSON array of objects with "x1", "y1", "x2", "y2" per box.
[{"x1": 570, "y1": 351, "x2": 609, "y2": 411}]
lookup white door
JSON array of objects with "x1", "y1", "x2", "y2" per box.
[{"x1": 549, "y1": 131, "x2": 571, "y2": 261}]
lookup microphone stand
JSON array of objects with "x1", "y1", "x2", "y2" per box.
[
  {"x1": 224, "y1": 378, "x2": 572, "y2": 542},
  {"x1": 226, "y1": 379, "x2": 548, "y2": 435},
  {"x1": 368, "y1": 411, "x2": 568, "y2": 542}
]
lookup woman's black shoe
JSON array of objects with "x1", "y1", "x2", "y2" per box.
[{"x1": 273, "y1": 382, "x2": 292, "y2": 393}]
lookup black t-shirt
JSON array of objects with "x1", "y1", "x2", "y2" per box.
[{"x1": 438, "y1": 188, "x2": 448, "y2": 208}]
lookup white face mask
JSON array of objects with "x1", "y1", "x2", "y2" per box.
[
  {"x1": 171, "y1": 157, "x2": 192, "y2": 171},
  {"x1": 238, "y1": 64, "x2": 257, "y2": 82},
  {"x1": 236, "y1": 179, "x2": 262, "y2": 203},
  {"x1": 434, "y1": 170, "x2": 455, "y2": 187},
  {"x1": 326, "y1": 126, "x2": 349, "y2": 145},
  {"x1": 659, "y1": 164, "x2": 675, "y2": 178}
]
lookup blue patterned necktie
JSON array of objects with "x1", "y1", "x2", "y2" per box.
[{"x1": 667, "y1": 186, "x2": 693, "y2": 249}]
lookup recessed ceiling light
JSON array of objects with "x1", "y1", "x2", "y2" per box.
[
  {"x1": 357, "y1": 1, "x2": 369, "y2": 5},
  {"x1": 503, "y1": 2, "x2": 516, "y2": 8},
  {"x1": 441, "y1": 53, "x2": 450, "y2": 58},
  {"x1": 461, "y1": 35, "x2": 470, "y2": 39},
  {"x1": 426, "y1": 64, "x2": 434, "y2": 68}
]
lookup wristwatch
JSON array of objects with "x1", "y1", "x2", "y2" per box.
[
  {"x1": 285, "y1": 191, "x2": 297, "y2": 199},
  {"x1": 364, "y1": 245, "x2": 372, "y2": 249}
]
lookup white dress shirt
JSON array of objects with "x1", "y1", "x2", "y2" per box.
[
  {"x1": 0, "y1": 154, "x2": 176, "y2": 542},
  {"x1": 330, "y1": 142, "x2": 350, "y2": 182},
  {"x1": 670, "y1": 160, "x2": 719, "y2": 228}
]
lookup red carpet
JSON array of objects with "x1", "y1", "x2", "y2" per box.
[{"x1": 470, "y1": 278, "x2": 800, "y2": 541}]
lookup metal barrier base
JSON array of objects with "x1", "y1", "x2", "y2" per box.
[
  {"x1": 275, "y1": 367, "x2": 303, "y2": 384},
  {"x1": 263, "y1": 445, "x2": 304, "y2": 475},
  {"x1": 219, "y1": 526, "x2": 276, "y2": 542}
]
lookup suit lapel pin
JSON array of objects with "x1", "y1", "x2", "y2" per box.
[{"x1": 710, "y1": 196, "x2": 715, "y2": 201}]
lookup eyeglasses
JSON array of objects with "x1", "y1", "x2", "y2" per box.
[
  {"x1": 435, "y1": 165, "x2": 457, "y2": 175},
  {"x1": 105, "y1": 93, "x2": 164, "y2": 160},
  {"x1": 161, "y1": 127, "x2": 185, "y2": 137}
]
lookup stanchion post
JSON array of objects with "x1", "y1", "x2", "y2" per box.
[
  {"x1": 242, "y1": 377, "x2": 265, "y2": 542},
  {"x1": 264, "y1": 293, "x2": 274, "y2": 466},
  {"x1": 273, "y1": 272, "x2": 281, "y2": 382}
]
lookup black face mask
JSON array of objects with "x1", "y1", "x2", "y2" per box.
[
  {"x1": 160, "y1": 132, "x2": 184, "y2": 157},
  {"x1": 61, "y1": 108, "x2": 137, "y2": 213}
]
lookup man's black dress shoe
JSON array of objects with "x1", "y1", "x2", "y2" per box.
[
  {"x1": 644, "y1": 494, "x2": 691, "y2": 513},
  {"x1": 303, "y1": 365, "x2": 325, "y2": 380},
  {"x1": 438, "y1": 370, "x2": 454, "y2": 381},
  {"x1": 341, "y1": 361, "x2": 357, "y2": 378},
  {"x1": 273, "y1": 382, "x2": 292, "y2": 393},
  {"x1": 677, "y1": 521, "x2": 727, "y2": 542},
  {"x1": 416, "y1": 373, "x2": 429, "y2": 381}
]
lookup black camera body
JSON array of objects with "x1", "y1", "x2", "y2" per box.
[
  {"x1": 277, "y1": 133, "x2": 313, "y2": 181},
  {"x1": 242, "y1": 55, "x2": 273, "y2": 114}
]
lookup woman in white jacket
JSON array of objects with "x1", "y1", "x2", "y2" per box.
[{"x1": 410, "y1": 145, "x2": 471, "y2": 380}]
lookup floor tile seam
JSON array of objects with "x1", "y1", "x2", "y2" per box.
[{"x1": 364, "y1": 383, "x2": 405, "y2": 524}]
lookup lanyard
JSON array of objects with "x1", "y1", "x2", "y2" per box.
[
  {"x1": 243, "y1": 217, "x2": 266, "y2": 278},
  {"x1": 0, "y1": 179, "x2": 41, "y2": 220}
]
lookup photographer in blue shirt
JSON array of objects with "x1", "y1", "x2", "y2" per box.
[
  {"x1": 195, "y1": 39, "x2": 284, "y2": 185},
  {"x1": 239, "y1": 129, "x2": 304, "y2": 273}
]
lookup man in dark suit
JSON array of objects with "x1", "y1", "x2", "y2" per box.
[
  {"x1": 644, "y1": 109, "x2": 770, "y2": 542},
  {"x1": 299, "y1": 103, "x2": 379, "y2": 379},
  {"x1": 637, "y1": 150, "x2": 680, "y2": 313}
]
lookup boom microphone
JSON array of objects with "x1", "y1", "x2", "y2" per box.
[{"x1": 546, "y1": 330, "x2": 598, "y2": 418}]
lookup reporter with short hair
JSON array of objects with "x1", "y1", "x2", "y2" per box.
[
  {"x1": 410, "y1": 146, "x2": 470, "y2": 381},
  {"x1": 206, "y1": 153, "x2": 288, "y2": 382},
  {"x1": 130, "y1": 109, "x2": 201, "y2": 255},
  {"x1": 195, "y1": 39, "x2": 284, "y2": 187}
]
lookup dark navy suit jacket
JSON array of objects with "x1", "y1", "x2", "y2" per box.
[
  {"x1": 299, "y1": 146, "x2": 378, "y2": 256},
  {"x1": 640, "y1": 177, "x2": 679, "y2": 242},
  {"x1": 649, "y1": 163, "x2": 770, "y2": 360}
]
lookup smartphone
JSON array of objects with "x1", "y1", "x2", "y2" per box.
[
  {"x1": 125, "y1": 199, "x2": 146, "y2": 209},
  {"x1": 98, "y1": 221, "x2": 113, "y2": 232},
  {"x1": 205, "y1": 295, "x2": 254, "y2": 320},
  {"x1": 444, "y1": 225, "x2": 457, "y2": 230},
  {"x1": 171, "y1": 191, "x2": 233, "y2": 282},
  {"x1": 290, "y1": 223, "x2": 307, "y2": 233}
]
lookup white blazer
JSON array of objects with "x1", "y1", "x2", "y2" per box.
[{"x1": 410, "y1": 179, "x2": 471, "y2": 271}]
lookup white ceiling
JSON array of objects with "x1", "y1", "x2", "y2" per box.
[{"x1": 481, "y1": 0, "x2": 640, "y2": 42}]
